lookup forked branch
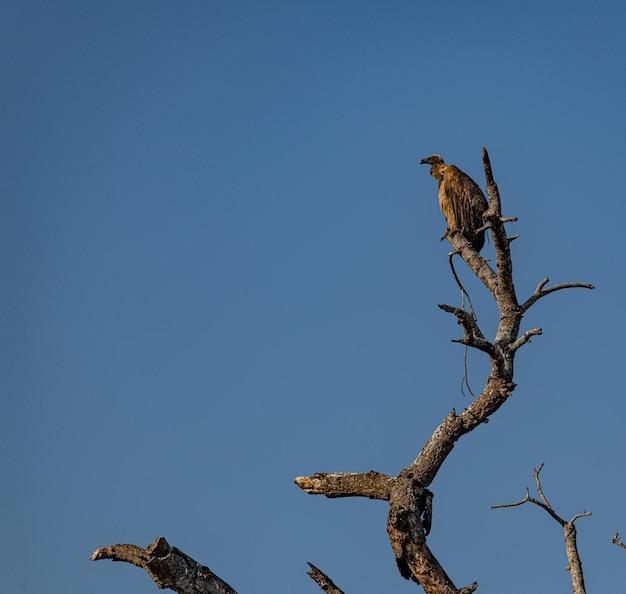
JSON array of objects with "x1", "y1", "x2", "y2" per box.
[
  {"x1": 492, "y1": 464, "x2": 590, "y2": 594},
  {"x1": 521, "y1": 277, "x2": 595, "y2": 314},
  {"x1": 438, "y1": 303, "x2": 495, "y2": 355},
  {"x1": 612, "y1": 533, "x2": 626, "y2": 550}
]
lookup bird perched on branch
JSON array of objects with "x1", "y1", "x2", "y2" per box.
[{"x1": 420, "y1": 154, "x2": 488, "y2": 252}]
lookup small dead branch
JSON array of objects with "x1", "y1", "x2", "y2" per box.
[
  {"x1": 294, "y1": 471, "x2": 393, "y2": 500},
  {"x1": 521, "y1": 277, "x2": 595, "y2": 314},
  {"x1": 509, "y1": 328, "x2": 543, "y2": 352},
  {"x1": 91, "y1": 537, "x2": 237, "y2": 594},
  {"x1": 438, "y1": 303, "x2": 494, "y2": 355},
  {"x1": 445, "y1": 252, "x2": 482, "y2": 397},
  {"x1": 447, "y1": 251, "x2": 477, "y2": 318},
  {"x1": 444, "y1": 232, "x2": 497, "y2": 296},
  {"x1": 475, "y1": 218, "x2": 516, "y2": 236},
  {"x1": 481, "y1": 149, "x2": 517, "y2": 306},
  {"x1": 492, "y1": 464, "x2": 590, "y2": 594},
  {"x1": 307, "y1": 563, "x2": 345, "y2": 594},
  {"x1": 612, "y1": 533, "x2": 626, "y2": 549},
  {"x1": 460, "y1": 345, "x2": 475, "y2": 398}
]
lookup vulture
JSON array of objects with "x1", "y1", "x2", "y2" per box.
[{"x1": 420, "y1": 154, "x2": 488, "y2": 252}]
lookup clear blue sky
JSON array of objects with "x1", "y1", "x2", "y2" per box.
[{"x1": 3, "y1": 2, "x2": 625, "y2": 593}]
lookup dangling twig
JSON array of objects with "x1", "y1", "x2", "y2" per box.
[
  {"x1": 460, "y1": 346, "x2": 475, "y2": 398},
  {"x1": 448, "y1": 251, "x2": 477, "y2": 397},
  {"x1": 448, "y1": 252, "x2": 477, "y2": 319}
]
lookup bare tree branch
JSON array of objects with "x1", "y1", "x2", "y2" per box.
[
  {"x1": 492, "y1": 465, "x2": 562, "y2": 524},
  {"x1": 612, "y1": 533, "x2": 626, "y2": 549},
  {"x1": 438, "y1": 303, "x2": 495, "y2": 355},
  {"x1": 443, "y1": 229, "x2": 497, "y2": 296},
  {"x1": 481, "y1": 148, "x2": 517, "y2": 308},
  {"x1": 564, "y1": 521, "x2": 588, "y2": 594},
  {"x1": 294, "y1": 471, "x2": 394, "y2": 500},
  {"x1": 491, "y1": 487, "x2": 532, "y2": 509},
  {"x1": 447, "y1": 252, "x2": 478, "y2": 321},
  {"x1": 520, "y1": 277, "x2": 595, "y2": 314},
  {"x1": 533, "y1": 463, "x2": 553, "y2": 510},
  {"x1": 307, "y1": 563, "x2": 345, "y2": 594},
  {"x1": 509, "y1": 328, "x2": 543, "y2": 352},
  {"x1": 91, "y1": 537, "x2": 237, "y2": 594},
  {"x1": 492, "y1": 465, "x2": 590, "y2": 594}
]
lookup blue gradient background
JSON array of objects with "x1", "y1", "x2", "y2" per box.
[{"x1": 2, "y1": 2, "x2": 624, "y2": 593}]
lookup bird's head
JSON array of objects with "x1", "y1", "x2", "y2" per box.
[
  {"x1": 420, "y1": 154, "x2": 445, "y2": 180},
  {"x1": 419, "y1": 154, "x2": 444, "y2": 166}
]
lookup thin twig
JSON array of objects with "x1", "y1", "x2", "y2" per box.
[
  {"x1": 461, "y1": 346, "x2": 475, "y2": 398},
  {"x1": 533, "y1": 463, "x2": 552, "y2": 510},
  {"x1": 438, "y1": 303, "x2": 495, "y2": 355},
  {"x1": 448, "y1": 252, "x2": 477, "y2": 319},
  {"x1": 509, "y1": 328, "x2": 543, "y2": 352},
  {"x1": 492, "y1": 487, "x2": 531, "y2": 509},
  {"x1": 521, "y1": 278, "x2": 595, "y2": 313},
  {"x1": 612, "y1": 533, "x2": 626, "y2": 549}
]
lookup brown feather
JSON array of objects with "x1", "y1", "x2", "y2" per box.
[{"x1": 421, "y1": 155, "x2": 488, "y2": 252}]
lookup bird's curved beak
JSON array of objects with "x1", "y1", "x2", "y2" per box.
[{"x1": 419, "y1": 158, "x2": 430, "y2": 165}]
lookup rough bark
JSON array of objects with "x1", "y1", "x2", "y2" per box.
[
  {"x1": 307, "y1": 563, "x2": 345, "y2": 594},
  {"x1": 91, "y1": 537, "x2": 237, "y2": 594},
  {"x1": 294, "y1": 471, "x2": 394, "y2": 500},
  {"x1": 564, "y1": 522, "x2": 586, "y2": 594}
]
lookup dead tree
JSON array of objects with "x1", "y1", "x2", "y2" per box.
[{"x1": 91, "y1": 149, "x2": 593, "y2": 593}]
